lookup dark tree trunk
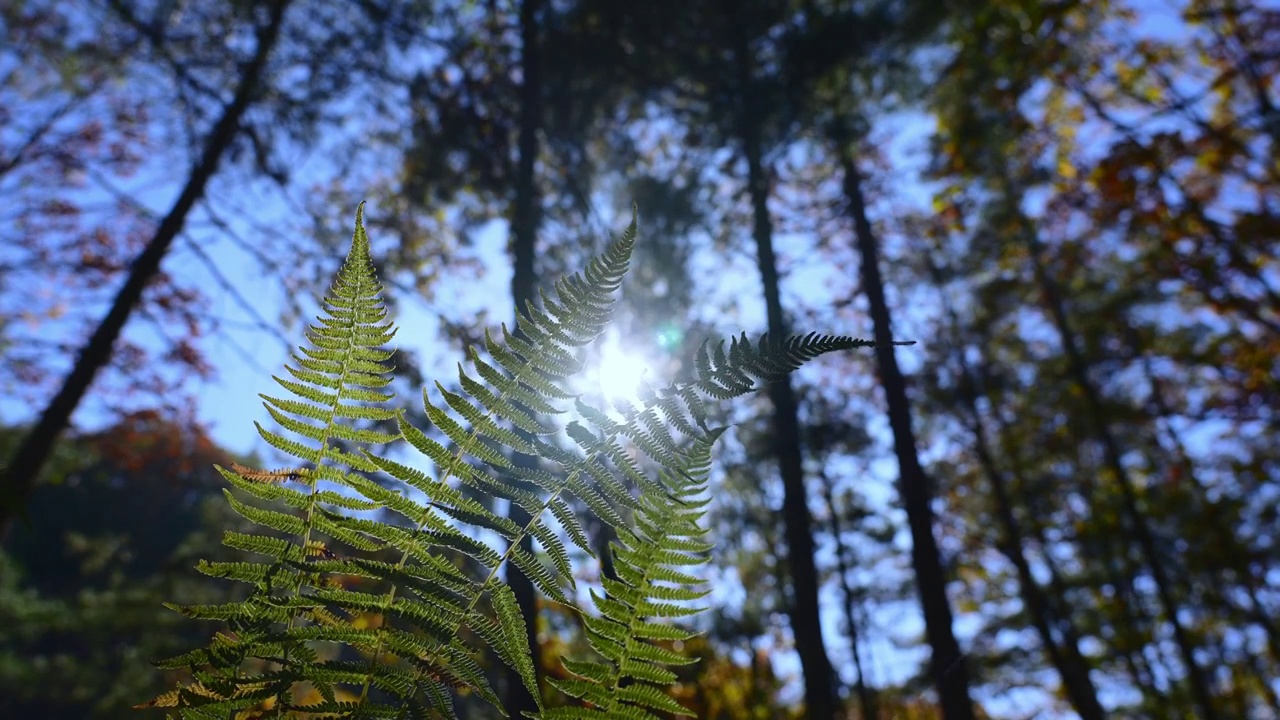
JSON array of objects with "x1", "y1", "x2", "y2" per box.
[
  {"x1": 1014, "y1": 209, "x2": 1219, "y2": 720},
  {"x1": 984, "y1": 354, "x2": 1168, "y2": 706},
  {"x1": 820, "y1": 472, "x2": 878, "y2": 720},
  {"x1": 831, "y1": 127, "x2": 976, "y2": 720},
  {"x1": 730, "y1": 20, "x2": 838, "y2": 715},
  {"x1": 1129, "y1": 322, "x2": 1280, "y2": 704},
  {"x1": 923, "y1": 254, "x2": 1105, "y2": 720},
  {"x1": 743, "y1": 136, "x2": 839, "y2": 720},
  {"x1": 0, "y1": 0, "x2": 291, "y2": 540},
  {"x1": 963, "y1": 374, "x2": 1104, "y2": 718},
  {"x1": 504, "y1": 0, "x2": 545, "y2": 714}
]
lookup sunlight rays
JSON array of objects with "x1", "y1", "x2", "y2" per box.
[{"x1": 583, "y1": 334, "x2": 652, "y2": 404}]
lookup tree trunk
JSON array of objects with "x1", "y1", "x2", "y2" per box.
[
  {"x1": 831, "y1": 125, "x2": 976, "y2": 720},
  {"x1": 1129, "y1": 322, "x2": 1280, "y2": 692},
  {"x1": 961, "y1": 373, "x2": 1105, "y2": 719},
  {"x1": 923, "y1": 253, "x2": 1105, "y2": 719},
  {"x1": 820, "y1": 472, "x2": 879, "y2": 720},
  {"x1": 0, "y1": 0, "x2": 291, "y2": 540},
  {"x1": 1014, "y1": 206, "x2": 1219, "y2": 720},
  {"x1": 729, "y1": 15, "x2": 838, "y2": 718},
  {"x1": 985, "y1": 356, "x2": 1167, "y2": 706},
  {"x1": 504, "y1": 0, "x2": 545, "y2": 714}
]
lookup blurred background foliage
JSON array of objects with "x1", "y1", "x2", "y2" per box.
[{"x1": 1, "y1": 0, "x2": 1276, "y2": 717}]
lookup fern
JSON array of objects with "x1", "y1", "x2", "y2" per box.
[{"x1": 141, "y1": 202, "x2": 908, "y2": 719}]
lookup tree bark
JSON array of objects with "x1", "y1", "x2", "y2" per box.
[
  {"x1": 504, "y1": 0, "x2": 545, "y2": 714},
  {"x1": 730, "y1": 19, "x2": 838, "y2": 716},
  {"x1": 0, "y1": 0, "x2": 291, "y2": 540},
  {"x1": 832, "y1": 126, "x2": 976, "y2": 720}
]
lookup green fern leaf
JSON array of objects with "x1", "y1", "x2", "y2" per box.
[{"x1": 147, "y1": 202, "x2": 904, "y2": 719}]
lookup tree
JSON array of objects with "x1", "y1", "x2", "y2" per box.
[
  {"x1": 568, "y1": 2, "x2": 850, "y2": 710},
  {"x1": 922, "y1": 0, "x2": 1279, "y2": 713},
  {"x1": 775, "y1": 2, "x2": 978, "y2": 714},
  {"x1": 0, "y1": 0, "x2": 293, "y2": 539},
  {"x1": 2, "y1": 0, "x2": 441, "y2": 536},
  {"x1": 0, "y1": 416, "x2": 251, "y2": 719},
  {"x1": 722, "y1": 6, "x2": 841, "y2": 713},
  {"x1": 915, "y1": 240, "x2": 1106, "y2": 719},
  {"x1": 834, "y1": 126, "x2": 976, "y2": 720}
]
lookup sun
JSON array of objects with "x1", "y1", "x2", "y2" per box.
[{"x1": 586, "y1": 336, "x2": 652, "y2": 404}]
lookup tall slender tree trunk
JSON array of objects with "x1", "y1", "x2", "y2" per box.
[
  {"x1": 1130, "y1": 325, "x2": 1280, "y2": 713},
  {"x1": 923, "y1": 253, "x2": 1105, "y2": 719},
  {"x1": 1129, "y1": 322, "x2": 1280, "y2": 683},
  {"x1": 830, "y1": 124, "x2": 976, "y2": 720},
  {"x1": 984, "y1": 357, "x2": 1167, "y2": 705},
  {"x1": 504, "y1": 0, "x2": 545, "y2": 714},
  {"x1": 1011, "y1": 200, "x2": 1219, "y2": 720},
  {"x1": 0, "y1": 0, "x2": 291, "y2": 540},
  {"x1": 727, "y1": 13, "x2": 838, "y2": 718},
  {"x1": 820, "y1": 472, "x2": 878, "y2": 720},
  {"x1": 960, "y1": 371, "x2": 1105, "y2": 719}
]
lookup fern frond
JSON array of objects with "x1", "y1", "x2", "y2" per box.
[
  {"x1": 340, "y1": 207, "x2": 644, "y2": 715},
  {"x1": 144, "y1": 202, "x2": 408, "y2": 717},
  {"x1": 541, "y1": 434, "x2": 713, "y2": 719},
  {"x1": 148, "y1": 202, "x2": 905, "y2": 719},
  {"x1": 538, "y1": 332, "x2": 889, "y2": 716},
  {"x1": 694, "y1": 331, "x2": 907, "y2": 399}
]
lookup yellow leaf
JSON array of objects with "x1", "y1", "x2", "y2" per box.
[{"x1": 1058, "y1": 156, "x2": 1078, "y2": 180}]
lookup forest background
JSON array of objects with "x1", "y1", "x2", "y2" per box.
[{"x1": 0, "y1": 0, "x2": 1276, "y2": 718}]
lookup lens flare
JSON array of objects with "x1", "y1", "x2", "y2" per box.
[
  {"x1": 588, "y1": 337, "x2": 651, "y2": 403},
  {"x1": 655, "y1": 323, "x2": 684, "y2": 351}
]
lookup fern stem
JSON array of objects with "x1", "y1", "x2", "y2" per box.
[
  {"x1": 277, "y1": 201, "x2": 384, "y2": 716},
  {"x1": 275, "y1": 408, "x2": 341, "y2": 712}
]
